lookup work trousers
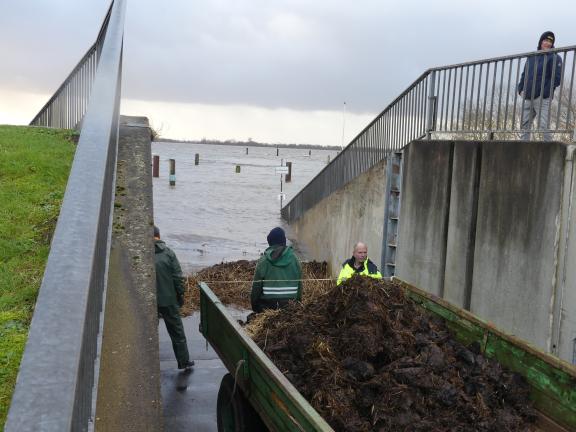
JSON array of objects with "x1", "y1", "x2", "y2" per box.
[
  {"x1": 158, "y1": 305, "x2": 190, "y2": 367},
  {"x1": 520, "y1": 96, "x2": 552, "y2": 141}
]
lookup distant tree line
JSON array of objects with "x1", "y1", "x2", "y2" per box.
[{"x1": 154, "y1": 136, "x2": 341, "y2": 151}]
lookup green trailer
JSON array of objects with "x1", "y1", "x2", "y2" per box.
[{"x1": 198, "y1": 279, "x2": 576, "y2": 432}]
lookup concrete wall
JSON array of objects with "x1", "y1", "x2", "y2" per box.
[
  {"x1": 442, "y1": 142, "x2": 481, "y2": 309},
  {"x1": 558, "y1": 147, "x2": 576, "y2": 362},
  {"x1": 469, "y1": 142, "x2": 566, "y2": 352},
  {"x1": 395, "y1": 139, "x2": 576, "y2": 359},
  {"x1": 395, "y1": 141, "x2": 453, "y2": 297},
  {"x1": 289, "y1": 139, "x2": 576, "y2": 363},
  {"x1": 95, "y1": 116, "x2": 162, "y2": 430},
  {"x1": 290, "y1": 158, "x2": 387, "y2": 276}
]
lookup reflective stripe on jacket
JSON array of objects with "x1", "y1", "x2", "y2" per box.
[
  {"x1": 251, "y1": 245, "x2": 302, "y2": 312},
  {"x1": 262, "y1": 285, "x2": 300, "y2": 299},
  {"x1": 337, "y1": 258, "x2": 382, "y2": 285}
]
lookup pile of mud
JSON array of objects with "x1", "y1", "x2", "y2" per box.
[
  {"x1": 181, "y1": 260, "x2": 329, "y2": 315},
  {"x1": 248, "y1": 276, "x2": 537, "y2": 432}
]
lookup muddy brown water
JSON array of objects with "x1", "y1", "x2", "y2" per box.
[{"x1": 152, "y1": 142, "x2": 338, "y2": 273}]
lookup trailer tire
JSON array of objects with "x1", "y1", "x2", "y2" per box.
[{"x1": 217, "y1": 373, "x2": 267, "y2": 432}]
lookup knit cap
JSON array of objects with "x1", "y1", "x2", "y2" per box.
[{"x1": 267, "y1": 227, "x2": 286, "y2": 246}]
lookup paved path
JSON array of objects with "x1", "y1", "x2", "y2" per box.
[{"x1": 159, "y1": 310, "x2": 248, "y2": 431}]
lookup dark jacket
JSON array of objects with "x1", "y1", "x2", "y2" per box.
[
  {"x1": 251, "y1": 245, "x2": 302, "y2": 312},
  {"x1": 337, "y1": 257, "x2": 382, "y2": 285},
  {"x1": 518, "y1": 52, "x2": 562, "y2": 99},
  {"x1": 154, "y1": 239, "x2": 185, "y2": 307}
]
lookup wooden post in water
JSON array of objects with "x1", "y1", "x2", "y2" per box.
[
  {"x1": 280, "y1": 163, "x2": 283, "y2": 213},
  {"x1": 285, "y1": 162, "x2": 292, "y2": 182},
  {"x1": 276, "y1": 147, "x2": 279, "y2": 156},
  {"x1": 327, "y1": 155, "x2": 331, "y2": 164},
  {"x1": 195, "y1": 153, "x2": 200, "y2": 165},
  {"x1": 152, "y1": 155, "x2": 159, "y2": 177},
  {"x1": 169, "y1": 159, "x2": 176, "y2": 186},
  {"x1": 235, "y1": 165, "x2": 241, "y2": 173},
  {"x1": 246, "y1": 147, "x2": 249, "y2": 155}
]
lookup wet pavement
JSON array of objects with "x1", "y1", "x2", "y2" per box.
[
  {"x1": 153, "y1": 143, "x2": 335, "y2": 430},
  {"x1": 159, "y1": 310, "x2": 249, "y2": 431}
]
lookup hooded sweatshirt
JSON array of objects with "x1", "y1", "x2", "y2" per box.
[
  {"x1": 251, "y1": 245, "x2": 302, "y2": 312},
  {"x1": 518, "y1": 35, "x2": 562, "y2": 100}
]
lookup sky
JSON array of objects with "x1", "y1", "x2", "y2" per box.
[{"x1": 0, "y1": 0, "x2": 574, "y2": 146}]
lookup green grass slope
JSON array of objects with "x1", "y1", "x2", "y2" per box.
[{"x1": 0, "y1": 125, "x2": 76, "y2": 429}]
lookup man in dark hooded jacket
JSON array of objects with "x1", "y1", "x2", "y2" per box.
[
  {"x1": 251, "y1": 227, "x2": 302, "y2": 313},
  {"x1": 518, "y1": 31, "x2": 563, "y2": 141},
  {"x1": 154, "y1": 226, "x2": 194, "y2": 370}
]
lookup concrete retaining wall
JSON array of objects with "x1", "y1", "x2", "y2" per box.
[
  {"x1": 289, "y1": 139, "x2": 576, "y2": 363},
  {"x1": 443, "y1": 142, "x2": 481, "y2": 309},
  {"x1": 395, "y1": 140, "x2": 576, "y2": 359},
  {"x1": 395, "y1": 141, "x2": 453, "y2": 297},
  {"x1": 290, "y1": 159, "x2": 387, "y2": 276},
  {"x1": 470, "y1": 141, "x2": 566, "y2": 352},
  {"x1": 95, "y1": 116, "x2": 162, "y2": 430}
]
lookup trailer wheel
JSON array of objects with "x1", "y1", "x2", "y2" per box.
[{"x1": 217, "y1": 373, "x2": 267, "y2": 432}]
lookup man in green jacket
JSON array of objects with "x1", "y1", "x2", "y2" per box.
[
  {"x1": 251, "y1": 227, "x2": 302, "y2": 313},
  {"x1": 337, "y1": 242, "x2": 382, "y2": 285},
  {"x1": 154, "y1": 226, "x2": 194, "y2": 370}
]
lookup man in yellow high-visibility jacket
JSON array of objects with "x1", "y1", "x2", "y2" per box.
[{"x1": 337, "y1": 242, "x2": 382, "y2": 285}]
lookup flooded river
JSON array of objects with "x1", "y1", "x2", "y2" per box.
[{"x1": 151, "y1": 142, "x2": 338, "y2": 273}]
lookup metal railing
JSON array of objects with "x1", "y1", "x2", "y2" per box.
[
  {"x1": 6, "y1": 1, "x2": 126, "y2": 431},
  {"x1": 282, "y1": 45, "x2": 576, "y2": 222},
  {"x1": 29, "y1": 4, "x2": 114, "y2": 128}
]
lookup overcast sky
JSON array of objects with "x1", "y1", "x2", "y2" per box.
[{"x1": 0, "y1": 0, "x2": 574, "y2": 145}]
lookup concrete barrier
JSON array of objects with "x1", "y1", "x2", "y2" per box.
[
  {"x1": 290, "y1": 158, "x2": 387, "y2": 276},
  {"x1": 289, "y1": 138, "x2": 576, "y2": 363},
  {"x1": 443, "y1": 141, "x2": 481, "y2": 309},
  {"x1": 470, "y1": 141, "x2": 567, "y2": 353},
  {"x1": 395, "y1": 141, "x2": 453, "y2": 297},
  {"x1": 95, "y1": 116, "x2": 162, "y2": 430},
  {"x1": 396, "y1": 139, "x2": 576, "y2": 359}
]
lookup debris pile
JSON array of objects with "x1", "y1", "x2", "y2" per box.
[
  {"x1": 247, "y1": 276, "x2": 537, "y2": 432},
  {"x1": 181, "y1": 260, "x2": 330, "y2": 315}
]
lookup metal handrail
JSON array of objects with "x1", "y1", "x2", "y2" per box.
[
  {"x1": 29, "y1": 3, "x2": 114, "y2": 128},
  {"x1": 6, "y1": 1, "x2": 126, "y2": 430},
  {"x1": 282, "y1": 45, "x2": 576, "y2": 222}
]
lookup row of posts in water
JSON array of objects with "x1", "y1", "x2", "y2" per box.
[{"x1": 151, "y1": 147, "x2": 315, "y2": 186}]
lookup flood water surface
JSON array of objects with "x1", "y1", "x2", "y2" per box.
[{"x1": 152, "y1": 142, "x2": 338, "y2": 273}]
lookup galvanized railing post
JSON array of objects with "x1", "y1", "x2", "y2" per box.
[{"x1": 426, "y1": 70, "x2": 437, "y2": 140}]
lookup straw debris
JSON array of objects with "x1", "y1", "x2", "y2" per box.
[
  {"x1": 247, "y1": 275, "x2": 537, "y2": 432},
  {"x1": 181, "y1": 260, "x2": 330, "y2": 315}
]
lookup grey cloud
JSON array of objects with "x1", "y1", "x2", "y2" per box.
[{"x1": 1, "y1": 0, "x2": 575, "y2": 114}]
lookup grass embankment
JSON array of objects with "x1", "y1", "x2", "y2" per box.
[{"x1": 0, "y1": 125, "x2": 76, "y2": 429}]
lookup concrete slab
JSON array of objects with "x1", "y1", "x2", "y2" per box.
[
  {"x1": 470, "y1": 141, "x2": 567, "y2": 352},
  {"x1": 95, "y1": 116, "x2": 162, "y2": 431},
  {"x1": 291, "y1": 158, "x2": 387, "y2": 276},
  {"x1": 160, "y1": 311, "x2": 249, "y2": 431},
  {"x1": 396, "y1": 140, "x2": 454, "y2": 297},
  {"x1": 443, "y1": 141, "x2": 481, "y2": 309}
]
